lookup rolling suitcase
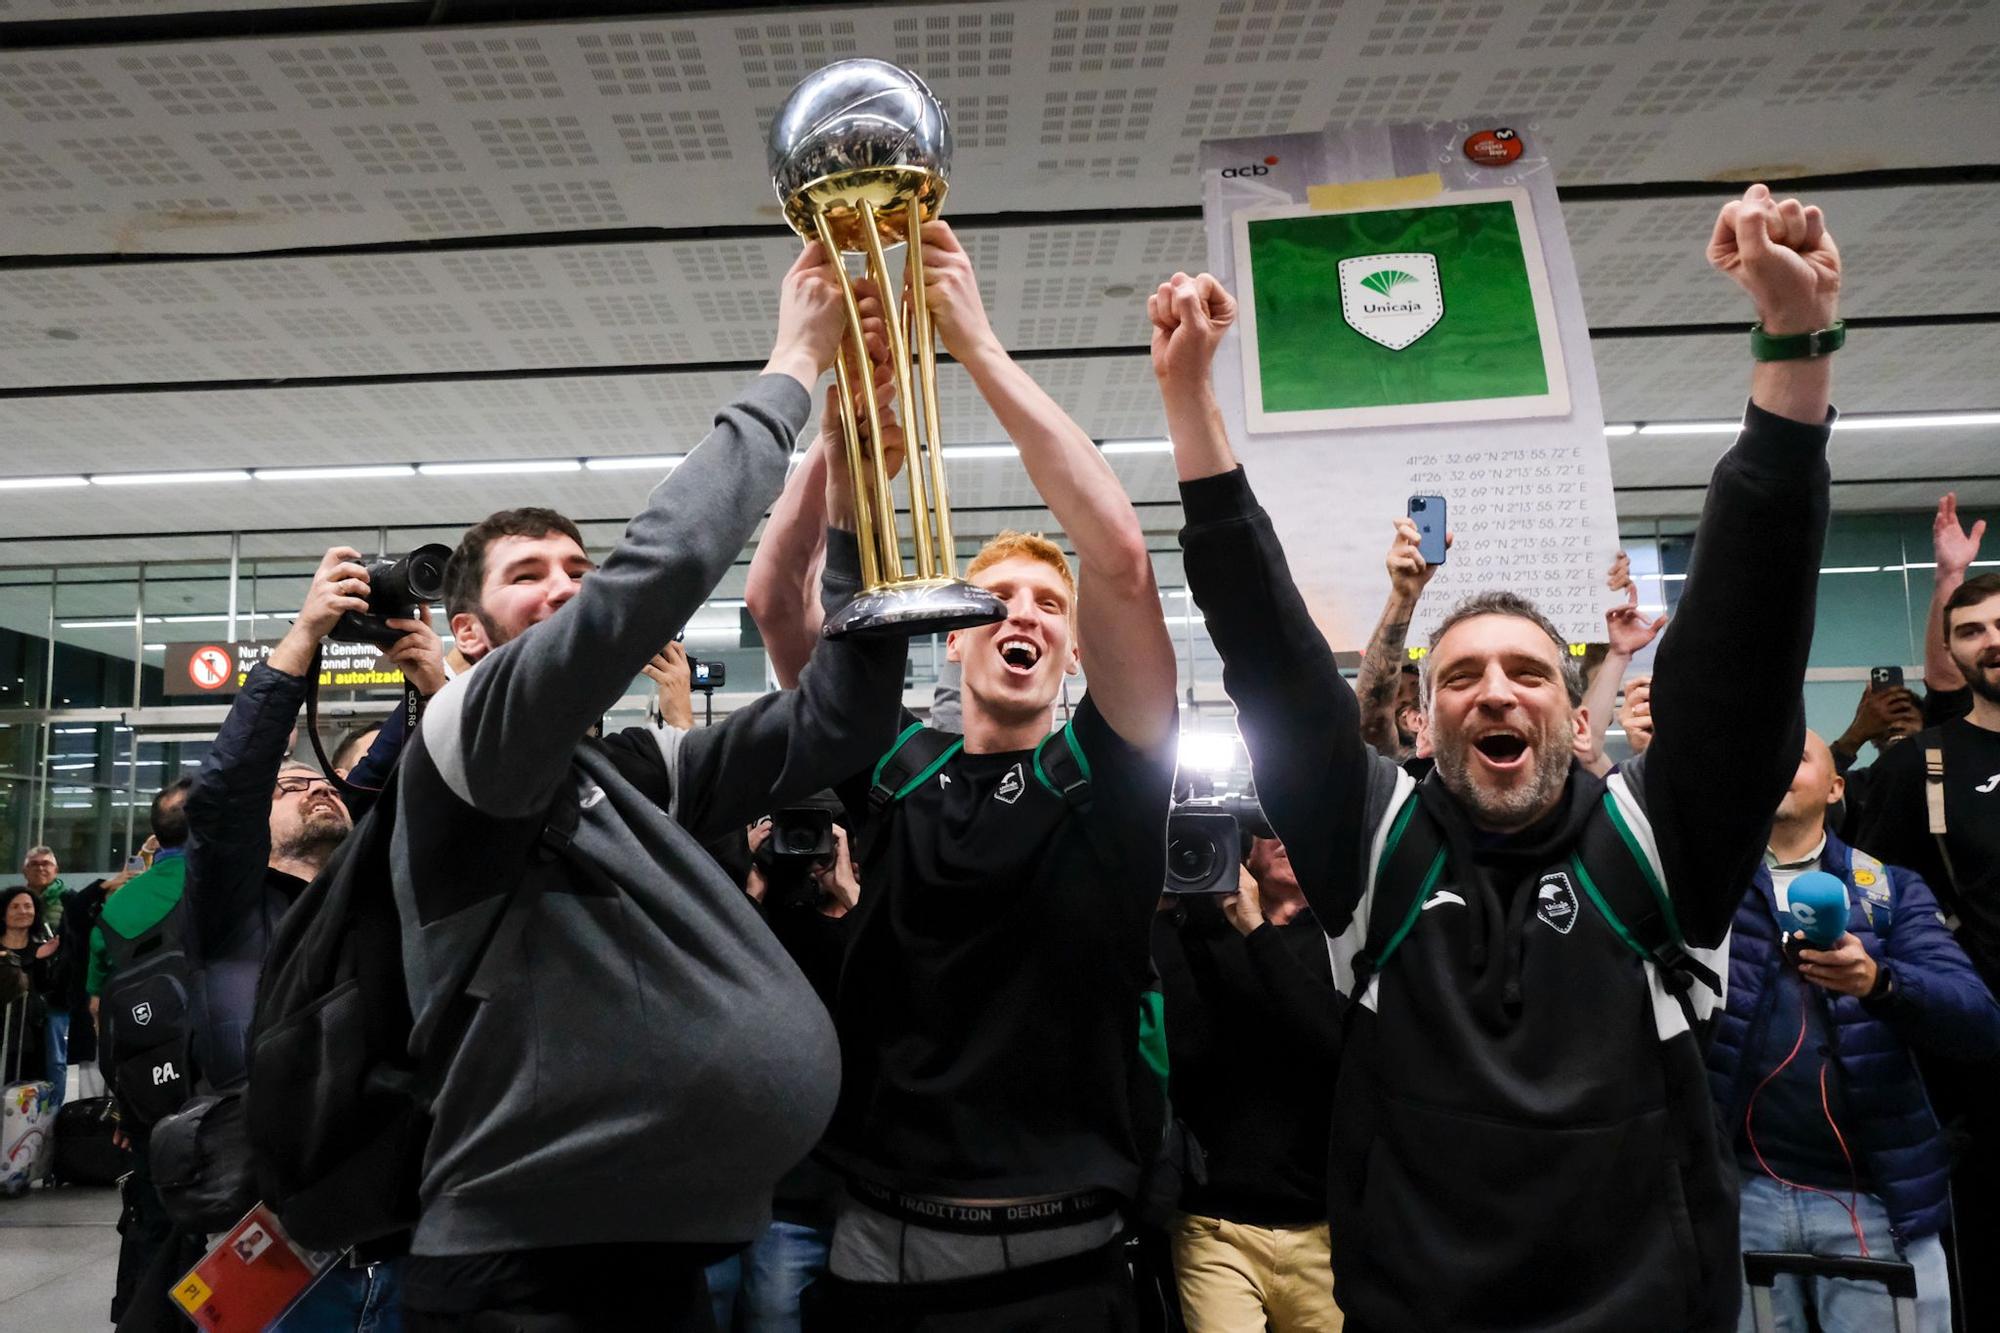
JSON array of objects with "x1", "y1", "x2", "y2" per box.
[
  {"x1": 1742, "y1": 1251, "x2": 1919, "y2": 1333},
  {"x1": 2, "y1": 997, "x2": 57, "y2": 1196}
]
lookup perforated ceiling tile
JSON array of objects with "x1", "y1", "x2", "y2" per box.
[
  {"x1": 1050, "y1": 3, "x2": 1178, "y2": 73},
  {"x1": 425, "y1": 35, "x2": 561, "y2": 104},
  {"x1": 162, "y1": 309, "x2": 270, "y2": 343},
  {"x1": 1, "y1": 58, "x2": 132, "y2": 124},
  {"x1": 1677, "y1": 2, "x2": 1825, "y2": 41},
  {"x1": 97, "y1": 268, "x2": 215, "y2": 306},
  {"x1": 264, "y1": 304, "x2": 374, "y2": 340},
  {"x1": 59, "y1": 134, "x2": 203, "y2": 189},
  {"x1": 513, "y1": 179, "x2": 628, "y2": 229},
  {"x1": 326, "y1": 256, "x2": 437, "y2": 298},
  {"x1": 1362, "y1": 0, "x2": 1506, "y2": 57},
  {"x1": 119, "y1": 50, "x2": 276, "y2": 118},
  {"x1": 1927, "y1": 43, "x2": 1999, "y2": 94},
  {"x1": 575, "y1": 29, "x2": 712, "y2": 99},
  {"x1": 256, "y1": 189, "x2": 365, "y2": 217},
  {"x1": 606, "y1": 331, "x2": 696, "y2": 363},
  {"x1": 1179, "y1": 79, "x2": 1312, "y2": 140},
  {"x1": 611, "y1": 108, "x2": 732, "y2": 163},
  {"x1": 942, "y1": 94, "x2": 1012, "y2": 151},
  {"x1": 671, "y1": 240, "x2": 778, "y2": 286},
  {"x1": 196, "y1": 128, "x2": 335, "y2": 183},
  {"x1": 330, "y1": 122, "x2": 466, "y2": 176},
  {"x1": 1766, "y1": 47, "x2": 1934, "y2": 103},
  {"x1": 1519, "y1": 0, "x2": 1668, "y2": 49},
  {"x1": 1880, "y1": 183, "x2": 2000, "y2": 231},
  {"x1": 1327, "y1": 69, "x2": 1464, "y2": 125},
  {"x1": 372, "y1": 303, "x2": 473, "y2": 338},
  {"x1": 439, "y1": 250, "x2": 544, "y2": 292},
  {"x1": 267, "y1": 43, "x2": 420, "y2": 111},
  {"x1": 1612, "y1": 56, "x2": 1774, "y2": 117},
  {"x1": 1203, "y1": 0, "x2": 1341, "y2": 66},
  {"x1": 8, "y1": 200, "x2": 107, "y2": 226},
  {"x1": 1842, "y1": 0, "x2": 1983, "y2": 30},
  {"x1": 1040, "y1": 86, "x2": 1157, "y2": 145},
  {"x1": 382, "y1": 184, "x2": 504, "y2": 235},
  {"x1": 1477, "y1": 64, "x2": 1616, "y2": 120},
  {"x1": 226, "y1": 345, "x2": 314, "y2": 378},
  {"x1": 212, "y1": 262, "x2": 328, "y2": 301},
  {"x1": 892, "y1": 10, "x2": 1016, "y2": 80},
  {"x1": 475, "y1": 115, "x2": 600, "y2": 170},
  {"x1": 581, "y1": 291, "x2": 681, "y2": 329},
  {"x1": 1553, "y1": 127, "x2": 1664, "y2": 181},
  {"x1": 1137, "y1": 220, "x2": 1206, "y2": 269},
  {"x1": 0, "y1": 141, "x2": 75, "y2": 192},
  {"x1": 1023, "y1": 226, "x2": 1124, "y2": 269},
  {"x1": 477, "y1": 297, "x2": 573, "y2": 333},
  {"x1": 0, "y1": 271, "x2": 107, "y2": 308},
  {"x1": 734, "y1": 17, "x2": 860, "y2": 90}
]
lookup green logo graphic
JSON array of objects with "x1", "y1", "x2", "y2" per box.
[{"x1": 1360, "y1": 269, "x2": 1416, "y2": 297}]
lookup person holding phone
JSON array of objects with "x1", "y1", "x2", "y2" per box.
[{"x1": 1353, "y1": 517, "x2": 1453, "y2": 766}]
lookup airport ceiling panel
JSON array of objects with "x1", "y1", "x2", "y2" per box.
[{"x1": 1, "y1": 0, "x2": 1996, "y2": 255}]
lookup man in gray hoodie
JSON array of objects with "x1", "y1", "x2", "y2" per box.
[{"x1": 390, "y1": 245, "x2": 909, "y2": 1331}]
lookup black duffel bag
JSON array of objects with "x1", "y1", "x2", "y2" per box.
[
  {"x1": 150, "y1": 1092, "x2": 256, "y2": 1233},
  {"x1": 52, "y1": 1095, "x2": 126, "y2": 1187}
]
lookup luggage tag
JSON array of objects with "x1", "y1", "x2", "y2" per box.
[{"x1": 172, "y1": 1202, "x2": 340, "y2": 1332}]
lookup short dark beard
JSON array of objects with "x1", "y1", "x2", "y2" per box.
[
  {"x1": 1962, "y1": 655, "x2": 2000, "y2": 707},
  {"x1": 273, "y1": 810, "x2": 349, "y2": 871},
  {"x1": 1433, "y1": 719, "x2": 1573, "y2": 833}
]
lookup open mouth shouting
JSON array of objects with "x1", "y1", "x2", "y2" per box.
[
  {"x1": 997, "y1": 635, "x2": 1043, "y2": 676},
  {"x1": 1470, "y1": 728, "x2": 1532, "y2": 775}
]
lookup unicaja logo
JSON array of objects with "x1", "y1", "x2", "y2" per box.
[
  {"x1": 1361, "y1": 269, "x2": 1416, "y2": 297},
  {"x1": 1338, "y1": 253, "x2": 1444, "y2": 351}
]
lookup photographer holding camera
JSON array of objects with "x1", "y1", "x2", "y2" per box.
[{"x1": 1154, "y1": 829, "x2": 1344, "y2": 1331}]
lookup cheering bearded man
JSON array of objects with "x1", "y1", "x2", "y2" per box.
[
  {"x1": 1157, "y1": 183, "x2": 1841, "y2": 1333},
  {"x1": 746, "y1": 221, "x2": 1179, "y2": 1330}
]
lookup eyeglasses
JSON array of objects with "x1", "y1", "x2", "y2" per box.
[{"x1": 274, "y1": 776, "x2": 337, "y2": 798}]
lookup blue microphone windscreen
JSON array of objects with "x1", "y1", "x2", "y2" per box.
[{"x1": 1785, "y1": 870, "x2": 1850, "y2": 949}]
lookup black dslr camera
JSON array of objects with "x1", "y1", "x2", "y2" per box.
[
  {"x1": 765, "y1": 806, "x2": 834, "y2": 863},
  {"x1": 1164, "y1": 797, "x2": 1272, "y2": 895},
  {"x1": 330, "y1": 544, "x2": 452, "y2": 650}
]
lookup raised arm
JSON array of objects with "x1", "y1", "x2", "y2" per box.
[
  {"x1": 923, "y1": 222, "x2": 1176, "y2": 751},
  {"x1": 1355, "y1": 519, "x2": 1449, "y2": 758},
  {"x1": 1640, "y1": 184, "x2": 1838, "y2": 945},
  {"x1": 1579, "y1": 576, "x2": 1666, "y2": 773},
  {"x1": 1927, "y1": 492, "x2": 1985, "y2": 694},
  {"x1": 1158, "y1": 272, "x2": 1387, "y2": 927},
  {"x1": 744, "y1": 435, "x2": 831, "y2": 689},
  {"x1": 423, "y1": 245, "x2": 850, "y2": 818}
]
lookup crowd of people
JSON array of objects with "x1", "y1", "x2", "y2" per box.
[{"x1": 3, "y1": 183, "x2": 1997, "y2": 1333}]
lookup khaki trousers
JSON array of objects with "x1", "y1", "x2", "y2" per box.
[{"x1": 1169, "y1": 1213, "x2": 1343, "y2": 1332}]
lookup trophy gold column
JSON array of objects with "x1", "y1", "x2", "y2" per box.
[{"x1": 768, "y1": 59, "x2": 1006, "y2": 639}]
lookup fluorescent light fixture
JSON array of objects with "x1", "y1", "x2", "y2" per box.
[
  {"x1": 92, "y1": 469, "x2": 252, "y2": 486},
  {"x1": 1099, "y1": 439, "x2": 1172, "y2": 454},
  {"x1": 1602, "y1": 424, "x2": 1637, "y2": 437},
  {"x1": 1637, "y1": 422, "x2": 1739, "y2": 436},
  {"x1": 1834, "y1": 412, "x2": 2000, "y2": 431},
  {"x1": 584, "y1": 455, "x2": 683, "y2": 472},
  {"x1": 1177, "y1": 731, "x2": 1238, "y2": 773},
  {"x1": 255, "y1": 464, "x2": 417, "y2": 481},
  {"x1": 1820, "y1": 565, "x2": 1882, "y2": 575},
  {"x1": 942, "y1": 445, "x2": 1017, "y2": 460},
  {"x1": 0, "y1": 475, "x2": 89, "y2": 490},
  {"x1": 60, "y1": 618, "x2": 146, "y2": 629},
  {"x1": 144, "y1": 643, "x2": 165, "y2": 651},
  {"x1": 417, "y1": 459, "x2": 581, "y2": 477}
]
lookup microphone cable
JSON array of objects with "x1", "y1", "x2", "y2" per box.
[{"x1": 1742, "y1": 970, "x2": 1869, "y2": 1257}]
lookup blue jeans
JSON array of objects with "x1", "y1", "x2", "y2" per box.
[
  {"x1": 706, "y1": 1219, "x2": 831, "y2": 1332},
  {"x1": 1736, "y1": 1171, "x2": 1949, "y2": 1333},
  {"x1": 276, "y1": 1256, "x2": 403, "y2": 1333},
  {"x1": 45, "y1": 1010, "x2": 68, "y2": 1114}
]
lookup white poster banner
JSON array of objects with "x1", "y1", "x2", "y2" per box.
[{"x1": 1200, "y1": 119, "x2": 1622, "y2": 651}]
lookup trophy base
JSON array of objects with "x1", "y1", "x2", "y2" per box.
[{"x1": 823, "y1": 578, "x2": 1006, "y2": 640}]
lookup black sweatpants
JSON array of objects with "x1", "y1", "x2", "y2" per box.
[{"x1": 403, "y1": 1243, "x2": 715, "y2": 1333}]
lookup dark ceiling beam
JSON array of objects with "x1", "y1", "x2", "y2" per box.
[
  {"x1": 2, "y1": 166, "x2": 1996, "y2": 272},
  {"x1": 4, "y1": 312, "x2": 1998, "y2": 401}
]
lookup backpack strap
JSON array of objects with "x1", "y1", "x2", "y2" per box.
[
  {"x1": 1571, "y1": 792, "x2": 1720, "y2": 1030},
  {"x1": 1350, "y1": 790, "x2": 1449, "y2": 1001},
  {"x1": 1031, "y1": 723, "x2": 1093, "y2": 812},
  {"x1": 1845, "y1": 849, "x2": 1893, "y2": 939},
  {"x1": 868, "y1": 722, "x2": 963, "y2": 815},
  {"x1": 1917, "y1": 726, "x2": 1967, "y2": 903}
]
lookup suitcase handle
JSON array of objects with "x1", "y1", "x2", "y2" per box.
[{"x1": 1742, "y1": 1251, "x2": 1918, "y2": 1299}]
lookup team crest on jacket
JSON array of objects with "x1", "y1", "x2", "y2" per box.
[
  {"x1": 1536, "y1": 872, "x2": 1579, "y2": 935},
  {"x1": 994, "y1": 762, "x2": 1026, "y2": 805}
]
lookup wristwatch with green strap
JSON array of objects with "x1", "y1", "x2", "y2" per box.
[{"x1": 1750, "y1": 320, "x2": 1846, "y2": 361}]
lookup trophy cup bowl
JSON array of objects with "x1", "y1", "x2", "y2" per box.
[{"x1": 769, "y1": 60, "x2": 1004, "y2": 642}]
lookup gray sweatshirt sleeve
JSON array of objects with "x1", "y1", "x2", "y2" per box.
[
  {"x1": 672, "y1": 525, "x2": 908, "y2": 843},
  {"x1": 422, "y1": 374, "x2": 809, "y2": 818}
]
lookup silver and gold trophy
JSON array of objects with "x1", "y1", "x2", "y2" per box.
[{"x1": 768, "y1": 59, "x2": 1006, "y2": 639}]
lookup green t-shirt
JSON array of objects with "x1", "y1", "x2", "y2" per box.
[{"x1": 87, "y1": 856, "x2": 187, "y2": 997}]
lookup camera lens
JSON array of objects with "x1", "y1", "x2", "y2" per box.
[
  {"x1": 404, "y1": 545, "x2": 450, "y2": 603},
  {"x1": 1167, "y1": 834, "x2": 1217, "y2": 885}
]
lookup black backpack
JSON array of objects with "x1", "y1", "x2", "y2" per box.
[
  {"x1": 243, "y1": 761, "x2": 577, "y2": 1252},
  {"x1": 98, "y1": 900, "x2": 195, "y2": 1129},
  {"x1": 1355, "y1": 785, "x2": 1722, "y2": 1031}
]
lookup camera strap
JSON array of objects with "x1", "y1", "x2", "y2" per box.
[{"x1": 303, "y1": 644, "x2": 422, "y2": 799}]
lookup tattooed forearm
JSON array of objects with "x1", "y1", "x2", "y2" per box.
[{"x1": 1355, "y1": 614, "x2": 1412, "y2": 757}]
